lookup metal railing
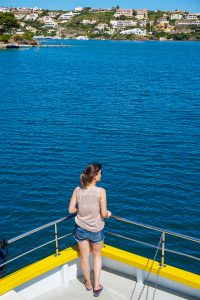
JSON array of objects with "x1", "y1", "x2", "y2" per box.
[
  {"x1": 110, "y1": 215, "x2": 200, "y2": 267},
  {"x1": 0, "y1": 213, "x2": 199, "y2": 273}
]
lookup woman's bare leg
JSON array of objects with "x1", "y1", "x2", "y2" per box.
[
  {"x1": 78, "y1": 240, "x2": 92, "y2": 289},
  {"x1": 92, "y1": 242, "x2": 103, "y2": 290}
]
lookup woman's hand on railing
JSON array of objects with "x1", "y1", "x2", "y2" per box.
[{"x1": 107, "y1": 210, "x2": 112, "y2": 218}]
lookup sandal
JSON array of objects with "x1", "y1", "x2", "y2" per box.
[
  {"x1": 83, "y1": 279, "x2": 92, "y2": 291},
  {"x1": 93, "y1": 285, "x2": 103, "y2": 297}
]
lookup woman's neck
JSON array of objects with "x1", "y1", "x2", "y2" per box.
[{"x1": 86, "y1": 180, "x2": 96, "y2": 188}]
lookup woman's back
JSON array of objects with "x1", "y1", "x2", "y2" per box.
[{"x1": 75, "y1": 186, "x2": 105, "y2": 232}]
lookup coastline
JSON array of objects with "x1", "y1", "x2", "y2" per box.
[{"x1": 0, "y1": 37, "x2": 199, "y2": 49}]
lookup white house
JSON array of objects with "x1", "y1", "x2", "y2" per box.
[
  {"x1": 17, "y1": 7, "x2": 32, "y2": 13},
  {"x1": 185, "y1": 13, "x2": 200, "y2": 20},
  {"x1": 135, "y1": 9, "x2": 148, "y2": 20},
  {"x1": 74, "y1": 7, "x2": 83, "y2": 12},
  {"x1": 95, "y1": 23, "x2": 109, "y2": 30},
  {"x1": 48, "y1": 12, "x2": 60, "y2": 18},
  {"x1": 25, "y1": 13, "x2": 38, "y2": 21},
  {"x1": 176, "y1": 20, "x2": 200, "y2": 26},
  {"x1": 139, "y1": 20, "x2": 148, "y2": 27},
  {"x1": 33, "y1": 7, "x2": 42, "y2": 12},
  {"x1": 170, "y1": 14, "x2": 183, "y2": 20},
  {"x1": 114, "y1": 9, "x2": 133, "y2": 18},
  {"x1": 25, "y1": 26, "x2": 37, "y2": 33},
  {"x1": 81, "y1": 19, "x2": 96, "y2": 25},
  {"x1": 44, "y1": 18, "x2": 58, "y2": 28},
  {"x1": 15, "y1": 29, "x2": 25, "y2": 35},
  {"x1": 120, "y1": 28, "x2": 147, "y2": 35},
  {"x1": 14, "y1": 14, "x2": 26, "y2": 20},
  {"x1": 0, "y1": 7, "x2": 11, "y2": 12},
  {"x1": 59, "y1": 12, "x2": 74, "y2": 20},
  {"x1": 110, "y1": 20, "x2": 136, "y2": 28}
]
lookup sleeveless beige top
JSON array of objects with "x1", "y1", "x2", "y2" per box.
[{"x1": 75, "y1": 186, "x2": 105, "y2": 232}]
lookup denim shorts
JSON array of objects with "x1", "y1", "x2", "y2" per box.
[{"x1": 73, "y1": 224, "x2": 104, "y2": 244}]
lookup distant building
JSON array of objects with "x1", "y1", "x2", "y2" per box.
[
  {"x1": 59, "y1": 12, "x2": 74, "y2": 20},
  {"x1": 95, "y1": 23, "x2": 109, "y2": 30},
  {"x1": 120, "y1": 28, "x2": 146, "y2": 35},
  {"x1": 44, "y1": 18, "x2": 58, "y2": 28},
  {"x1": 0, "y1": 7, "x2": 11, "y2": 12},
  {"x1": 74, "y1": 7, "x2": 83, "y2": 12},
  {"x1": 81, "y1": 20, "x2": 96, "y2": 25},
  {"x1": 33, "y1": 7, "x2": 42, "y2": 12},
  {"x1": 110, "y1": 20, "x2": 136, "y2": 28},
  {"x1": 17, "y1": 7, "x2": 32, "y2": 13},
  {"x1": 14, "y1": 14, "x2": 26, "y2": 20},
  {"x1": 14, "y1": 29, "x2": 25, "y2": 35},
  {"x1": 89, "y1": 8, "x2": 110, "y2": 12},
  {"x1": 48, "y1": 12, "x2": 60, "y2": 18},
  {"x1": 185, "y1": 13, "x2": 200, "y2": 20},
  {"x1": 135, "y1": 9, "x2": 148, "y2": 20},
  {"x1": 176, "y1": 20, "x2": 200, "y2": 26},
  {"x1": 25, "y1": 26, "x2": 37, "y2": 33},
  {"x1": 170, "y1": 14, "x2": 183, "y2": 20},
  {"x1": 139, "y1": 20, "x2": 148, "y2": 27},
  {"x1": 114, "y1": 9, "x2": 133, "y2": 18},
  {"x1": 25, "y1": 13, "x2": 38, "y2": 21}
]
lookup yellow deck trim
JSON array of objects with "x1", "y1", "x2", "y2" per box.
[
  {"x1": 0, "y1": 246, "x2": 79, "y2": 296},
  {"x1": 0, "y1": 244, "x2": 199, "y2": 296},
  {"x1": 102, "y1": 245, "x2": 200, "y2": 290}
]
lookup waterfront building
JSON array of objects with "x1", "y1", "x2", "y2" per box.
[
  {"x1": 114, "y1": 9, "x2": 133, "y2": 18},
  {"x1": 120, "y1": 28, "x2": 147, "y2": 35},
  {"x1": 110, "y1": 20, "x2": 136, "y2": 28},
  {"x1": 135, "y1": 9, "x2": 148, "y2": 20},
  {"x1": 170, "y1": 14, "x2": 183, "y2": 20}
]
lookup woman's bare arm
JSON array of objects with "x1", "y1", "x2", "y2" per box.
[
  {"x1": 68, "y1": 187, "x2": 78, "y2": 214},
  {"x1": 100, "y1": 188, "x2": 111, "y2": 218}
]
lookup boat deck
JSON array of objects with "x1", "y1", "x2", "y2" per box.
[{"x1": 32, "y1": 268, "x2": 196, "y2": 300}]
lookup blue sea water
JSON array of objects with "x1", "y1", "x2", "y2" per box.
[{"x1": 0, "y1": 40, "x2": 200, "y2": 275}]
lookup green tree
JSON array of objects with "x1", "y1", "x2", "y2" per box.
[
  {"x1": 119, "y1": 15, "x2": 126, "y2": 20},
  {"x1": 132, "y1": 10, "x2": 137, "y2": 17},
  {"x1": 0, "y1": 12, "x2": 19, "y2": 34},
  {"x1": 0, "y1": 33, "x2": 12, "y2": 43}
]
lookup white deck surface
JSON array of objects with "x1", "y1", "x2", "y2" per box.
[{"x1": 32, "y1": 268, "x2": 196, "y2": 300}]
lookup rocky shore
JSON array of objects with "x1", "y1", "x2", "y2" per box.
[{"x1": 0, "y1": 34, "x2": 40, "y2": 49}]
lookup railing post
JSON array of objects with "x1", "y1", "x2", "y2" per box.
[
  {"x1": 161, "y1": 232, "x2": 166, "y2": 267},
  {"x1": 54, "y1": 223, "x2": 60, "y2": 257}
]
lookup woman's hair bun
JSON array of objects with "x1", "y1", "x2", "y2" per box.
[{"x1": 80, "y1": 163, "x2": 102, "y2": 188}]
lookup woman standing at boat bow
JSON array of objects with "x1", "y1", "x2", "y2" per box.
[{"x1": 68, "y1": 163, "x2": 111, "y2": 297}]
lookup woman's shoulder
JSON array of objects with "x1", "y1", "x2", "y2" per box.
[
  {"x1": 75, "y1": 186, "x2": 81, "y2": 193},
  {"x1": 96, "y1": 186, "x2": 106, "y2": 195}
]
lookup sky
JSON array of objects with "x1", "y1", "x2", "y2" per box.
[{"x1": 1, "y1": 0, "x2": 200, "y2": 12}]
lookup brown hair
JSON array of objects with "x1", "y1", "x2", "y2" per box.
[{"x1": 80, "y1": 163, "x2": 102, "y2": 188}]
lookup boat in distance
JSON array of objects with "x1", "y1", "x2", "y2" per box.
[{"x1": 0, "y1": 214, "x2": 199, "y2": 300}]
